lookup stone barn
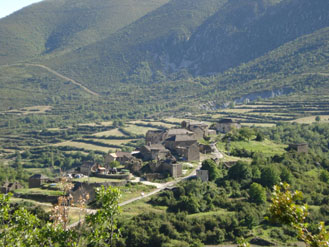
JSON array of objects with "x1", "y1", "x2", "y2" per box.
[{"x1": 29, "y1": 174, "x2": 49, "y2": 188}]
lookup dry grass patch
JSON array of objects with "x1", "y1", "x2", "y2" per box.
[
  {"x1": 292, "y1": 115, "x2": 329, "y2": 124},
  {"x1": 123, "y1": 125, "x2": 159, "y2": 135},
  {"x1": 53, "y1": 141, "x2": 114, "y2": 153},
  {"x1": 90, "y1": 139, "x2": 133, "y2": 146},
  {"x1": 93, "y1": 128, "x2": 126, "y2": 137}
]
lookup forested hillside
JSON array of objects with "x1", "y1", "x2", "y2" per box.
[
  {"x1": 0, "y1": 0, "x2": 170, "y2": 65},
  {"x1": 0, "y1": 0, "x2": 328, "y2": 116}
]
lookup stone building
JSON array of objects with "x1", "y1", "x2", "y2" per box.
[
  {"x1": 140, "y1": 144, "x2": 170, "y2": 161},
  {"x1": 145, "y1": 130, "x2": 166, "y2": 144},
  {"x1": 29, "y1": 174, "x2": 49, "y2": 188},
  {"x1": 196, "y1": 170, "x2": 209, "y2": 182},
  {"x1": 1, "y1": 182, "x2": 23, "y2": 193},
  {"x1": 288, "y1": 143, "x2": 309, "y2": 153},
  {"x1": 162, "y1": 163, "x2": 183, "y2": 178},
  {"x1": 79, "y1": 162, "x2": 96, "y2": 176},
  {"x1": 214, "y1": 119, "x2": 241, "y2": 133},
  {"x1": 164, "y1": 134, "x2": 200, "y2": 161},
  {"x1": 181, "y1": 121, "x2": 209, "y2": 140}
]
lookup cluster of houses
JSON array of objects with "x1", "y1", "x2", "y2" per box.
[
  {"x1": 1, "y1": 117, "x2": 312, "y2": 206},
  {"x1": 21, "y1": 119, "x2": 243, "y2": 189}
]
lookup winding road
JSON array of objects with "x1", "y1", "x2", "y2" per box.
[{"x1": 67, "y1": 143, "x2": 223, "y2": 229}]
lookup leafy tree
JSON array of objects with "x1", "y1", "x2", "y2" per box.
[
  {"x1": 228, "y1": 161, "x2": 252, "y2": 181},
  {"x1": 319, "y1": 170, "x2": 329, "y2": 183},
  {"x1": 267, "y1": 183, "x2": 329, "y2": 247},
  {"x1": 201, "y1": 159, "x2": 222, "y2": 181},
  {"x1": 249, "y1": 183, "x2": 266, "y2": 204},
  {"x1": 239, "y1": 128, "x2": 254, "y2": 142},
  {"x1": 86, "y1": 185, "x2": 121, "y2": 247},
  {"x1": 260, "y1": 166, "x2": 281, "y2": 188}
]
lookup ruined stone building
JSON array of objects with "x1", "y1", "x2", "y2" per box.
[{"x1": 214, "y1": 118, "x2": 241, "y2": 133}]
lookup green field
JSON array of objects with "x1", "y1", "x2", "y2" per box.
[
  {"x1": 14, "y1": 188, "x2": 64, "y2": 196},
  {"x1": 217, "y1": 139, "x2": 287, "y2": 158},
  {"x1": 53, "y1": 141, "x2": 114, "y2": 153},
  {"x1": 93, "y1": 128, "x2": 126, "y2": 137}
]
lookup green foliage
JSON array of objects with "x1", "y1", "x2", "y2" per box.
[
  {"x1": 268, "y1": 183, "x2": 329, "y2": 247},
  {"x1": 249, "y1": 183, "x2": 266, "y2": 204},
  {"x1": 319, "y1": 170, "x2": 329, "y2": 183},
  {"x1": 86, "y1": 185, "x2": 122, "y2": 247},
  {"x1": 201, "y1": 159, "x2": 222, "y2": 181},
  {"x1": 260, "y1": 166, "x2": 281, "y2": 188},
  {"x1": 228, "y1": 161, "x2": 252, "y2": 181}
]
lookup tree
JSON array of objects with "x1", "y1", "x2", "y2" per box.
[
  {"x1": 267, "y1": 183, "x2": 329, "y2": 247},
  {"x1": 249, "y1": 183, "x2": 266, "y2": 204},
  {"x1": 239, "y1": 128, "x2": 254, "y2": 142},
  {"x1": 201, "y1": 159, "x2": 222, "y2": 181},
  {"x1": 86, "y1": 185, "x2": 121, "y2": 247},
  {"x1": 260, "y1": 166, "x2": 281, "y2": 188},
  {"x1": 315, "y1": 116, "x2": 321, "y2": 122},
  {"x1": 228, "y1": 161, "x2": 252, "y2": 181}
]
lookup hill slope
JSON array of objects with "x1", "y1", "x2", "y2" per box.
[
  {"x1": 43, "y1": 0, "x2": 329, "y2": 89},
  {"x1": 0, "y1": 0, "x2": 170, "y2": 65},
  {"x1": 0, "y1": 0, "x2": 328, "y2": 115}
]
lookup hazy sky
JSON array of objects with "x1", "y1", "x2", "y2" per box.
[{"x1": 0, "y1": 0, "x2": 44, "y2": 19}]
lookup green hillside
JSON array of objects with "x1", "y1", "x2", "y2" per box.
[
  {"x1": 0, "y1": 0, "x2": 170, "y2": 65},
  {"x1": 0, "y1": 0, "x2": 328, "y2": 116}
]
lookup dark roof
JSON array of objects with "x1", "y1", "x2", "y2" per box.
[
  {"x1": 116, "y1": 151, "x2": 132, "y2": 158},
  {"x1": 167, "y1": 128, "x2": 194, "y2": 136},
  {"x1": 29, "y1": 174, "x2": 48, "y2": 179},
  {"x1": 188, "y1": 121, "x2": 208, "y2": 127},
  {"x1": 166, "y1": 134, "x2": 197, "y2": 142},
  {"x1": 218, "y1": 118, "x2": 234, "y2": 123},
  {"x1": 143, "y1": 144, "x2": 167, "y2": 151},
  {"x1": 289, "y1": 143, "x2": 308, "y2": 147}
]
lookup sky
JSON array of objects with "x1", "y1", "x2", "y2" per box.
[{"x1": 0, "y1": 0, "x2": 44, "y2": 19}]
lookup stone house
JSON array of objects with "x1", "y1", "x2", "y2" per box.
[
  {"x1": 29, "y1": 174, "x2": 49, "y2": 188},
  {"x1": 182, "y1": 121, "x2": 209, "y2": 140},
  {"x1": 105, "y1": 152, "x2": 134, "y2": 165},
  {"x1": 104, "y1": 153, "x2": 116, "y2": 164},
  {"x1": 288, "y1": 143, "x2": 309, "y2": 153},
  {"x1": 162, "y1": 163, "x2": 183, "y2": 178},
  {"x1": 1, "y1": 182, "x2": 23, "y2": 193},
  {"x1": 79, "y1": 161, "x2": 96, "y2": 176},
  {"x1": 163, "y1": 134, "x2": 200, "y2": 161},
  {"x1": 214, "y1": 119, "x2": 241, "y2": 133},
  {"x1": 140, "y1": 144, "x2": 170, "y2": 161},
  {"x1": 199, "y1": 144, "x2": 212, "y2": 154},
  {"x1": 145, "y1": 130, "x2": 166, "y2": 144},
  {"x1": 196, "y1": 170, "x2": 209, "y2": 182},
  {"x1": 115, "y1": 151, "x2": 134, "y2": 165}
]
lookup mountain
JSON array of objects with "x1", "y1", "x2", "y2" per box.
[
  {"x1": 0, "y1": 0, "x2": 170, "y2": 65},
  {"x1": 40, "y1": 0, "x2": 329, "y2": 89},
  {"x1": 0, "y1": 0, "x2": 328, "y2": 114}
]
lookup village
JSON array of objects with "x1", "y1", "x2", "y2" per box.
[{"x1": 1, "y1": 118, "x2": 248, "y2": 203}]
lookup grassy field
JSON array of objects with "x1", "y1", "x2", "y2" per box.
[
  {"x1": 72, "y1": 177, "x2": 124, "y2": 183},
  {"x1": 122, "y1": 124, "x2": 159, "y2": 135},
  {"x1": 121, "y1": 197, "x2": 167, "y2": 218},
  {"x1": 217, "y1": 139, "x2": 287, "y2": 158},
  {"x1": 53, "y1": 141, "x2": 114, "y2": 153},
  {"x1": 119, "y1": 183, "x2": 157, "y2": 203},
  {"x1": 93, "y1": 128, "x2": 126, "y2": 137},
  {"x1": 292, "y1": 115, "x2": 329, "y2": 124},
  {"x1": 3, "y1": 105, "x2": 52, "y2": 115},
  {"x1": 187, "y1": 208, "x2": 234, "y2": 219},
  {"x1": 89, "y1": 138, "x2": 133, "y2": 146},
  {"x1": 130, "y1": 120, "x2": 178, "y2": 128},
  {"x1": 14, "y1": 188, "x2": 64, "y2": 196}
]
